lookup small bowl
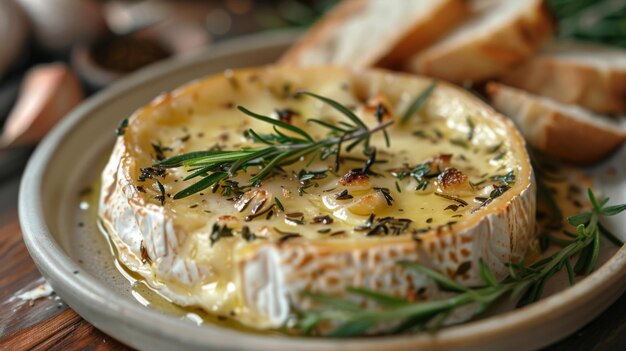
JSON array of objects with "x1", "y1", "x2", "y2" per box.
[{"x1": 71, "y1": 31, "x2": 171, "y2": 91}]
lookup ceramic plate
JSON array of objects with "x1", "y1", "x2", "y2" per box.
[{"x1": 19, "y1": 31, "x2": 626, "y2": 351}]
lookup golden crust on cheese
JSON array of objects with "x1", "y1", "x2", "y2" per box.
[{"x1": 99, "y1": 66, "x2": 535, "y2": 329}]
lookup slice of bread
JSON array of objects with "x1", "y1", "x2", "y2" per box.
[
  {"x1": 500, "y1": 40, "x2": 626, "y2": 114},
  {"x1": 278, "y1": 0, "x2": 468, "y2": 68},
  {"x1": 487, "y1": 82, "x2": 626, "y2": 165},
  {"x1": 405, "y1": 0, "x2": 554, "y2": 83}
]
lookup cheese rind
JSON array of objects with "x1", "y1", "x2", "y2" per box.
[{"x1": 99, "y1": 66, "x2": 535, "y2": 329}]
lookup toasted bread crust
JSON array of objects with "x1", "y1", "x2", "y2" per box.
[
  {"x1": 487, "y1": 82, "x2": 626, "y2": 164},
  {"x1": 406, "y1": 0, "x2": 554, "y2": 83},
  {"x1": 278, "y1": 0, "x2": 365, "y2": 66},
  {"x1": 278, "y1": 0, "x2": 468, "y2": 68},
  {"x1": 500, "y1": 43, "x2": 626, "y2": 114},
  {"x1": 375, "y1": 0, "x2": 468, "y2": 68}
]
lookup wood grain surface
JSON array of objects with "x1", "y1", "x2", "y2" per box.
[
  {"x1": 0, "y1": 193, "x2": 130, "y2": 351},
  {"x1": 0, "y1": 169, "x2": 624, "y2": 350}
]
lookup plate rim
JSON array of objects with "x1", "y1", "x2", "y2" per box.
[{"x1": 19, "y1": 30, "x2": 626, "y2": 351}]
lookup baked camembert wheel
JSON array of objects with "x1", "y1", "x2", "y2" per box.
[{"x1": 99, "y1": 66, "x2": 535, "y2": 330}]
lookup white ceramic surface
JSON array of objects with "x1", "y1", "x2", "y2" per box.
[{"x1": 19, "y1": 31, "x2": 626, "y2": 351}]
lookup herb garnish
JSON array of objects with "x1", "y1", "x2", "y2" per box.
[
  {"x1": 335, "y1": 189, "x2": 353, "y2": 200},
  {"x1": 401, "y1": 82, "x2": 437, "y2": 124},
  {"x1": 366, "y1": 224, "x2": 388, "y2": 236},
  {"x1": 466, "y1": 117, "x2": 475, "y2": 141},
  {"x1": 355, "y1": 214, "x2": 376, "y2": 231},
  {"x1": 391, "y1": 160, "x2": 436, "y2": 191},
  {"x1": 244, "y1": 204, "x2": 276, "y2": 222},
  {"x1": 374, "y1": 187, "x2": 394, "y2": 206},
  {"x1": 490, "y1": 185, "x2": 510, "y2": 199},
  {"x1": 374, "y1": 103, "x2": 391, "y2": 147},
  {"x1": 296, "y1": 189, "x2": 625, "y2": 336},
  {"x1": 154, "y1": 92, "x2": 393, "y2": 199},
  {"x1": 312, "y1": 215, "x2": 334, "y2": 225},
  {"x1": 278, "y1": 233, "x2": 302, "y2": 244},
  {"x1": 298, "y1": 182, "x2": 318, "y2": 196},
  {"x1": 274, "y1": 197, "x2": 285, "y2": 211},
  {"x1": 155, "y1": 180, "x2": 166, "y2": 205},
  {"x1": 361, "y1": 148, "x2": 378, "y2": 174},
  {"x1": 210, "y1": 224, "x2": 234, "y2": 246},
  {"x1": 241, "y1": 226, "x2": 256, "y2": 241},
  {"x1": 444, "y1": 204, "x2": 460, "y2": 211},
  {"x1": 471, "y1": 171, "x2": 516, "y2": 211},
  {"x1": 355, "y1": 215, "x2": 412, "y2": 236},
  {"x1": 449, "y1": 138, "x2": 469, "y2": 149},
  {"x1": 151, "y1": 142, "x2": 173, "y2": 161},
  {"x1": 298, "y1": 169, "x2": 328, "y2": 183},
  {"x1": 219, "y1": 180, "x2": 248, "y2": 199},
  {"x1": 490, "y1": 170, "x2": 515, "y2": 186},
  {"x1": 433, "y1": 192, "x2": 468, "y2": 206},
  {"x1": 116, "y1": 118, "x2": 129, "y2": 136},
  {"x1": 285, "y1": 212, "x2": 305, "y2": 225},
  {"x1": 273, "y1": 227, "x2": 300, "y2": 237},
  {"x1": 138, "y1": 166, "x2": 166, "y2": 182}
]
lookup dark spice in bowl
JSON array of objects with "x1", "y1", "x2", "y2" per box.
[{"x1": 91, "y1": 37, "x2": 171, "y2": 74}]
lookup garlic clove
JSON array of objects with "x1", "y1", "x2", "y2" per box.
[{"x1": 1, "y1": 63, "x2": 84, "y2": 147}]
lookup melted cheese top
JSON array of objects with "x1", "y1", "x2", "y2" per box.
[{"x1": 111, "y1": 66, "x2": 528, "y2": 326}]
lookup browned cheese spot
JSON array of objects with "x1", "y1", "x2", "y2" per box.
[{"x1": 339, "y1": 170, "x2": 370, "y2": 187}]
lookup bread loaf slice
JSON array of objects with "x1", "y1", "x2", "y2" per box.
[
  {"x1": 405, "y1": 0, "x2": 554, "y2": 83},
  {"x1": 487, "y1": 82, "x2": 626, "y2": 164},
  {"x1": 500, "y1": 40, "x2": 626, "y2": 114},
  {"x1": 278, "y1": 0, "x2": 468, "y2": 68}
]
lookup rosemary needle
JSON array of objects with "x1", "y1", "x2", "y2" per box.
[{"x1": 401, "y1": 81, "x2": 437, "y2": 124}]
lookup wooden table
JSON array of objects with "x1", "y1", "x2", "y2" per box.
[{"x1": 0, "y1": 160, "x2": 624, "y2": 350}]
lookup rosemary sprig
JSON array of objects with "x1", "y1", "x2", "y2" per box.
[
  {"x1": 154, "y1": 92, "x2": 393, "y2": 199},
  {"x1": 296, "y1": 189, "x2": 624, "y2": 337}
]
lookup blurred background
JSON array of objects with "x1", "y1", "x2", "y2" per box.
[
  {"x1": 0, "y1": 0, "x2": 624, "y2": 175},
  {"x1": 0, "y1": 0, "x2": 343, "y2": 188}
]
